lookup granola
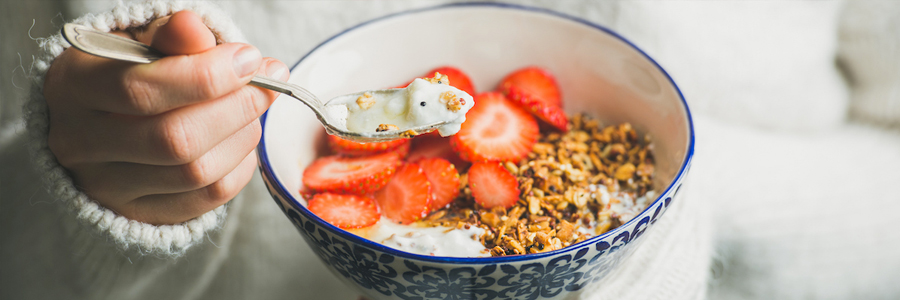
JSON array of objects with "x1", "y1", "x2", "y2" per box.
[
  {"x1": 419, "y1": 113, "x2": 655, "y2": 256},
  {"x1": 376, "y1": 124, "x2": 400, "y2": 132},
  {"x1": 356, "y1": 92, "x2": 375, "y2": 110}
]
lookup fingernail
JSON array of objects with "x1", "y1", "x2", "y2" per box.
[
  {"x1": 267, "y1": 61, "x2": 289, "y2": 81},
  {"x1": 233, "y1": 46, "x2": 261, "y2": 77}
]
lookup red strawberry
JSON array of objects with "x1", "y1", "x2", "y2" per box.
[
  {"x1": 394, "y1": 66, "x2": 476, "y2": 96},
  {"x1": 417, "y1": 158, "x2": 461, "y2": 210},
  {"x1": 407, "y1": 135, "x2": 469, "y2": 169},
  {"x1": 449, "y1": 92, "x2": 539, "y2": 162},
  {"x1": 327, "y1": 135, "x2": 411, "y2": 157},
  {"x1": 374, "y1": 163, "x2": 432, "y2": 224},
  {"x1": 467, "y1": 162, "x2": 520, "y2": 209},
  {"x1": 499, "y1": 66, "x2": 561, "y2": 106},
  {"x1": 302, "y1": 152, "x2": 401, "y2": 195},
  {"x1": 307, "y1": 193, "x2": 380, "y2": 229},
  {"x1": 499, "y1": 66, "x2": 568, "y2": 131}
]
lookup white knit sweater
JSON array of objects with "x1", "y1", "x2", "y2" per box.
[{"x1": 4, "y1": 0, "x2": 900, "y2": 299}]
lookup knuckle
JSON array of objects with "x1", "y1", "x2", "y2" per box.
[
  {"x1": 122, "y1": 73, "x2": 158, "y2": 115},
  {"x1": 238, "y1": 88, "x2": 270, "y2": 121},
  {"x1": 203, "y1": 179, "x2": 238, "y2": 205},
  {"x1": 180, "y1": 159, "x2": 215, "y2": 189},
  {"x1": 157, "y1": 117, "x2": 199, "y2": 164},
  {"x1": 190, "y1": 63, "x2": 222, "y2": 100}
]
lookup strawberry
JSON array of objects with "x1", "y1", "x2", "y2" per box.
[
  {"x1": 374, "y1": 163, "x2": 432, "y2": 224},
  {"x1": 449, "y1": 92, "x2": 539, "y2": 162},
  {"x1": 499, "y1": 66, "x2": 568, "y2": 131},
  {"x1": 307, "y1": 193, "x2": 380, "y2": 229},
  {"x1": 327, "y1": 135, "x2": 411, "y2": 157},
  {"x1": 417, "y1": 158, "x2": 461, "y2": 210},
  {"x1": 302, "y1": 152, "x2": 401, "y2": 195},
  {"x1": 394, "y1": 66, "x2": 476, "y2": 96},
  {"x1": 407, "y1": 135, "x2": 469, "y2": 169},
  {"x1": 467, "y1": 162, "x2": 520, "y2": 209},
  {"x1": 499, "y1": 66, "x2": 561, "y2": 107}
]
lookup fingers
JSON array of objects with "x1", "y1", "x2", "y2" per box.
[
  {"x1": 69, "y1": 118, "x2": 261, "y2": 201},
  {"x1": 50, "y1": 58, "x2": 287, "y2": 165},
  {"x1": 131, "y1": 11, "x2": 215, "y2": 55},
  {"x1": 149, "y1": 10, "x2": 216, "y2": 55},
  {"x1": 41, "y1": 11, "x2": 290, "y2": 225},
  {"x1": 51, "y1": 41, "x2": 261, "y2": 116},
  {"x1": 125, "y1": 149, "x2": 258, "y2": 225}
]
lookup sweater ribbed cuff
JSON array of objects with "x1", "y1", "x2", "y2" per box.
[{"x1": 24, "y1": 0, "x2": 246, "y2": 257}]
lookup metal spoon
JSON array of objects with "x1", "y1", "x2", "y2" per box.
[{"x1": 61, "y1": 23, "x2": 442, "y2": 142}]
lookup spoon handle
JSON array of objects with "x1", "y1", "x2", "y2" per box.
[
  {"x1": 62, "y1": 23, "x2": 164, "y2": 63},
  {"x1": 60, "y1": 23, "x2": 321, "y2": 105}
]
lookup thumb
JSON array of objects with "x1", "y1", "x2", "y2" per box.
[{"x1": 140, "y1": 10, "x2": 217, "y2": 55}]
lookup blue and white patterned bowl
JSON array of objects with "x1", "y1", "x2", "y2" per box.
[{"x1": 257, "y1": 3, "x2": 694, "y2": 299}]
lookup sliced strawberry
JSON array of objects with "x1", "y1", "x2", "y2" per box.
[
  {"x1": 467, "y1": 162, "x2": 520, "y2": 209},
  {"x1": 449, "y1": 92, "x2": 539, "y2": 162},
  {"x1": 327, "y1": 135, "x2": 411, "y2": 157},
  {"x1": 499, "y1": 66, "x2": 561, "y2": 107},
  {"x1": 394, "y1": 66, "x2": 476, "y2": 96},
  {"x1": 517, "y1": 97, "x2": 568, "y2": 131},
  {"x1": 374, "y1": 163, "x2": 432, "y2": 224},
  {"x1": 307, "y1": 193, "x2": 380, "y2": 229},
  {"x1": 499, "y1": 66, "x2": 568, "y2": 131},
  {"x1": 407, "y1": 135, "x2": 469, "y2": 169},
  {"x1": 417, "y1": 158, "x2": 461, "y2": 210},
  {"x1": 302, "y1": 152, "x2": 401, "y2": 195}
]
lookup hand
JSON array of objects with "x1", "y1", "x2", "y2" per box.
[{"x1": 43, "y1": 11, "x2": 289, "y2": 225}]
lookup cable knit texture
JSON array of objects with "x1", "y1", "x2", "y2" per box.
[{"x1": 24, "y1": 0, "x2": 245, "y2": 257}]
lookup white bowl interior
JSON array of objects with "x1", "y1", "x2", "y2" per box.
[{"x1": 263, "y1": 5, "x2": 690, "y2": 206}]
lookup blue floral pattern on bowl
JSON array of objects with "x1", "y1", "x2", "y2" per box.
[{"x1": 261, "y1": 171, "x2": 685, "y2": 300}]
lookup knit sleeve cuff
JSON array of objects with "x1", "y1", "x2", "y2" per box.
[{"x1": 23, "y1": 0, "x2": 246, "y2": 257}]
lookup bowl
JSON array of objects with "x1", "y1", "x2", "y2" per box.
[{"x1": 257, "y1": 3, "x2": 694, "y2": 299}]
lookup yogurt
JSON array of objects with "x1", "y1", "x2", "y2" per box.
[
  {"x1": 328, "y1": 75, "x2": 475, "y2": 137},
  {"x1": 364, "y1": 219, "x2": 490, "y2": 257}
]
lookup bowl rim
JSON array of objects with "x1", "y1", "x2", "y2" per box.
[{"x1": 258, "y1": 1, "x2": 695, "y2": 264}]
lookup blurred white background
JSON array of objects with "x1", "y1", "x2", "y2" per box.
[{"x1": 2, "y1": 1, "x2": 899, "y2": 299}]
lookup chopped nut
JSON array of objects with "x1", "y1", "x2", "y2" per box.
[
  {"x1": 400, "y1": 129, "x2": 418, "y2": 138},
  {"x1": 356, "y1": 92, "x2": 375, "y2": 110},
  {"x1": 557, "y1": 220, "x2": 575, "y2": 243},
  {"x1": 636, "y1": 163, "x2": 654, "y2": 177},
  {"x1": 527, "y1": 196, "x2": 541, "y2": 215},
  {"x1": 615, "y1": 163, "x2": 636, "y2": 181},
  {"x1": 425, "y1": 72, "x2": 450, "y2": 85},
  {"x1": 376, "y1": 124, "x2": 399, "y2": 132},
  {"x1": 439, "y1": 91, "x2": 463, "y2": 112},
  {"x1": 532, "y1": 143, "x2": 554, "y2": 156},
  {"x1": 501, "y1": 236, "x2": 526, "y2": 255},
  {"x1": 504, "y1": 162, "x2": 519, "y2": 175},
  {"x1": 533, "y1": 232, "x2": 552, "y2": 251},
  {"x1": 481, "y1": 212, "x2": 501, "y2": 228}
]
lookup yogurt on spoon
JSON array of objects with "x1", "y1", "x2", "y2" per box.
[{"x1": 326, "y1": 73, "x2": 475, "y2": 137}]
